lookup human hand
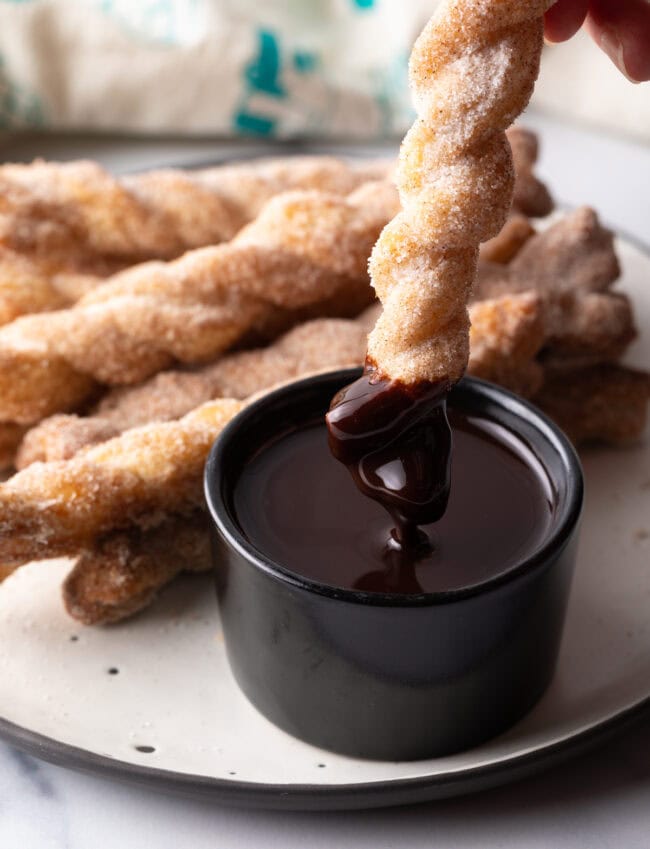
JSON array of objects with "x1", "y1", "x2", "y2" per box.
[{"x1": 545, "y1": 0, "x2": 650, "y2": 82}]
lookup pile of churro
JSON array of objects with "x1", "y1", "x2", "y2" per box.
[{"x1": 0, "y1": 87, "x2": 647, "y2": 621}]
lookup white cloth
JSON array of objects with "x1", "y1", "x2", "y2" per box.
[
  {"x1": 0, "y1": 0, "x2": 647, "y2": 142},
  {"x1": 0, "y1": 0, "x2": 429, "y2": 137}
]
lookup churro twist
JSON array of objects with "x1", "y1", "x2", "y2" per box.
[
  {"x1": 0, "y1": 290, "x2": 551, "y2": 573},
  {"x1": 5, "y1": 205, "x2": 630, "y2": 470},
  {"x1": 14, "y1": 296, "x2": 542, "y2": 469},
  {"x1": 0, "y1": 398, "x2": 243, "y2": 567},
  {"x1": 366, "y1": 0, "x2": 549, "y2": 385},
  {"x1": 0, "y1": 248, "x2": 105, "y2": 326},
  {"x1": 15, "y1": 312, "x2": 374, "y2": 467},
  {"x1": 0, "y1": 158, "x2": 390, "y2": 330},
  {"x1": 0, "y1": 131, "x2": 552, "y2": 332},
  {"x1": 0, "y1": 156, "x2": 389, "y2": 264},
  {"x1": 62, "y1": 512, "x2": 211, "y2": 626},
  {"x1": 0, "y1": 181, "x2": 398, "y2": 424}
]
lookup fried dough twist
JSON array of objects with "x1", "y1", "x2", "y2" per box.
[
  {"x1": 0, "y1": 157, "x2": 389, "y2": 328},
  {"x1": 62, "y1": 512, "x2": 211, "y2": 626},
  {"x1": 0, "y1": 399, "x2": 243, "y2": 567},
  {"x1": 475, "y1": 207, "x2": 634, "y2": 363},
  {"x1": 507, "y1": 126, "x2": 553, "y2": 217},
  {"x1": 0, "y1": 289, "x2": 553, "y2": 575},
  {"x1": 14, "y1": 314, "x2": 371, "y2": 467},
  {"x1": 0, "y1": 156, "x2": 389, "y2": 264},
  {"x1": 15, "y1": 295, "x2": 543, "y2": 468},
  {"x1": 366, "y1": 0, "x2": 549, "y2": 385},
  {"x1": 0, "y1": 140, "x2": 547, "y2": 267},
  {"x1": 0, "y1": 181, "x2": 398, "y2": 424},
  {"x1": 0, "y1": 248, "x2": 106, "y2": 326}
]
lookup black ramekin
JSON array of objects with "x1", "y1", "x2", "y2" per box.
[{"x1": 204, "y1": 369, "x2": 583, "y2": 761}]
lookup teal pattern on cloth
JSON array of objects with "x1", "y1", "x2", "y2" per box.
[
  {"x1": 232, "y1": 21, "x2": 407, "y2": 139},
  {"x1": 351, "y1": 0, "x2": 376, "y2": 9},
  {"x1": 0, "y1": 55, "x2": 44, "y2": 128},
  {"x1": 234, "y1": 28, "x2": 285, "y2": 136},
  {"x1": 234, "y1": 28, "x2": 320, "y2": 137},
  {"x1": 244, "y1": 29, "x2": 286, "y2": 97}
]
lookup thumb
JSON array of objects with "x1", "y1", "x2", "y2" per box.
[{"x1": 586, "y1": 0, "x2": 650, "y2": 82}]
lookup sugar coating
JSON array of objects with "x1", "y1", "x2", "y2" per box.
[
  {"x1": 0, "y1": 156, "x2": 388, "y2": 265},
  {"x1": 0, "y1": 144, "x2": 544, "y2": 331},
  {"x1": 537, "y1": 365, "x2": 650, "y2": 446},
  {"x1": 0, "y1": 247, "x2": 103, "y2": 325},
  {"x1": 0, "y1": 398, "x2": 243, "y2": 567},
  {"x1": 0, "y1": 181, "x2": 399, "y2": 424},
  {"x1": 473, "y1": 206, "x2": 634, "y2": 363},
  {"x1": 62, "y1": 511, "x2": 211, "y2": 626},
  {"x1": 15, "y1": 310, "x2": 376, "y2": 467},
  {"x1": 366, "y1": 0, "x2": 551, "y2": 384},
  {"x1": 14, "y1": 206, "x2": 631, "y2": 470}
]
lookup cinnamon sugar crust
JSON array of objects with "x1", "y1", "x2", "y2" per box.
[{"x1": 365, "y1": 0, "x2": 550, "y2": 385}]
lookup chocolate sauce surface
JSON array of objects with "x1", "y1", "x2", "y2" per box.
[{"x1": 232, "y1": 411, "x2": 555, "y2": 594}]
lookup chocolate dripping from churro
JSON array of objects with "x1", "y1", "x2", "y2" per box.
[{"x1": 326, "y1": 360, "x2": 452, "y2": 563}]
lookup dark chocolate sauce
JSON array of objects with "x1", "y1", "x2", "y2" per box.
[
  {"x1": 233, "y1": 411, "x2": 554, "y2": 595},
  {"x1": 326, "y1": 366, "x2": 452, "y2": 548}
]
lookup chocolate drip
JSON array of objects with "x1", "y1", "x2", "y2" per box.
[{"x1": 326, "y1": 364, "x2": 452, "y2": 548}]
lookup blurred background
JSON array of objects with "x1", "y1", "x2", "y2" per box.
[{"x1": 0, "y1": 0, "x2": 648, "y2": 154}]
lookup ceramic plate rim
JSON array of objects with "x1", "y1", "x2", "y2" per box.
[{"x1": 1, "y1": 696, "x2": 649, "y2": 810}]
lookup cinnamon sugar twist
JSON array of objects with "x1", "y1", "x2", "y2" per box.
[
  {"x1": 0, "y1": 181, "x2": 398, "y2": 424},
  {"x1": 366, "y1": 0, "x2": 550, "y2": 385},
  {"x1": 0, "y1": 156, "x2": 389, "y2": 264},
  {"x1": 61, "y1": 512, "x2": 212, "y2": 626},
  {"x1": 14, "y1": 295, "x2": 540, "y2": 469},
  {"x1": 0, "y1": 398, "x2": 244, "y2": 567},
  {"x1": 0, "y1": 135, "x2": 552, "y2": 330}
]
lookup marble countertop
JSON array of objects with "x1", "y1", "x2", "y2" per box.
[{"x1": 1, "y1": 112, "x2": 649, "y2": 847}]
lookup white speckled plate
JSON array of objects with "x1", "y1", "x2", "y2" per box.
[{"x1": 0, "y1": 234, "x2": 648, "y2": 811}]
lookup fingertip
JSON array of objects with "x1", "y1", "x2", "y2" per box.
[
  {"x1": 586, "y1": 0, "x2": 650, "y2": 83},
  {"x1": 544, "y1": 0, "x2": 589, "y2": 43}
]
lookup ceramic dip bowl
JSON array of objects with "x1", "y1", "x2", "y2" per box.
[{"x1": 205, "y1": 369, "x2": 583, "y2": 761}]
